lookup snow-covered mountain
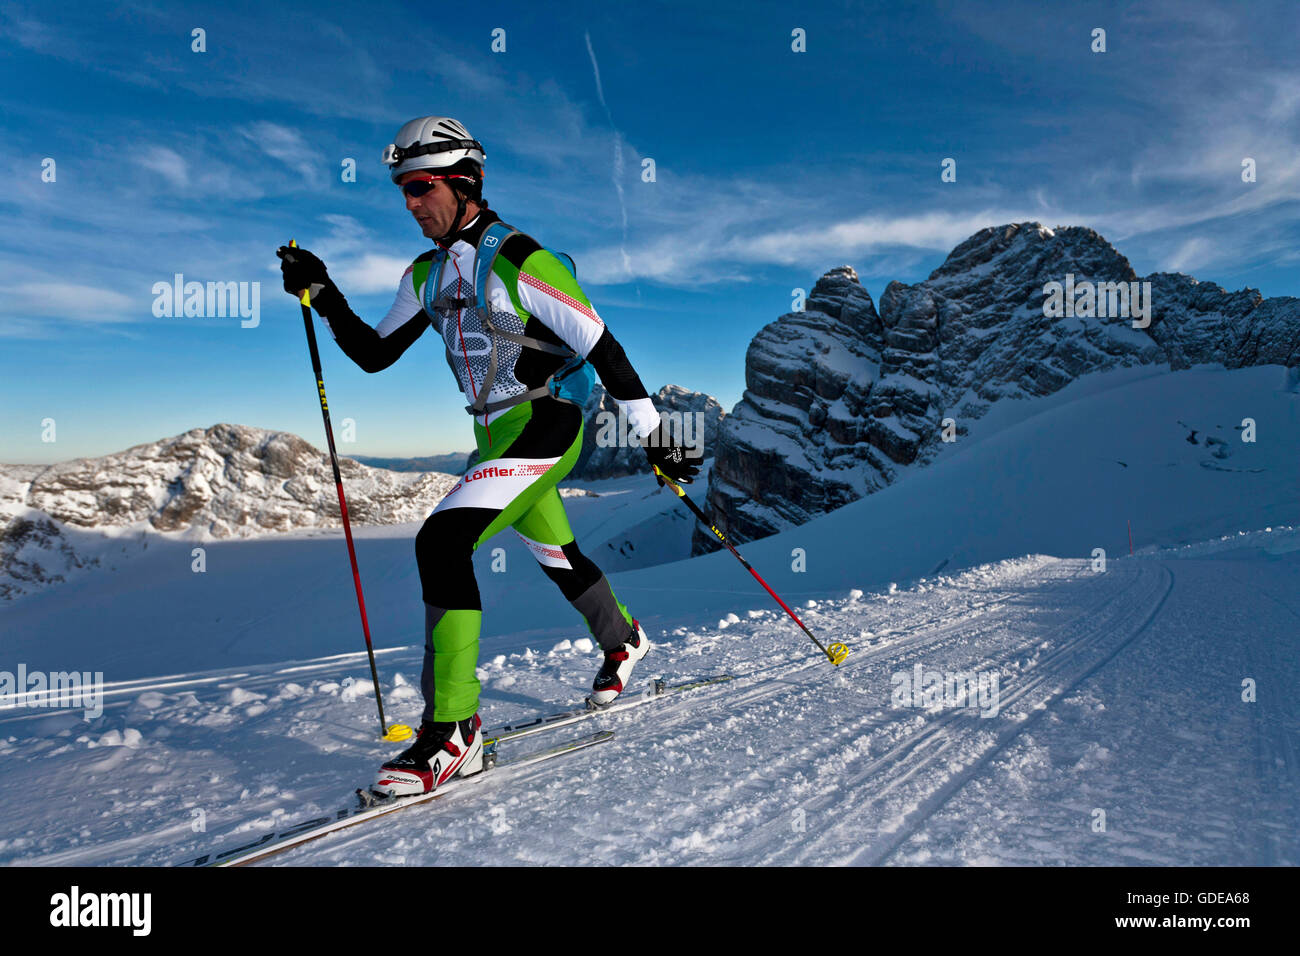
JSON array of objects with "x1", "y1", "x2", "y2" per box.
[
  {"x1": 0, "y1": 423, "x2": 459, "y2": 538},
  {"x1": 575, "y1": 383, "x2": 724, "y2": 480},
  {"x1": 0, "y1": 418, "x2": 696, "y2": 601},
  {"x1": 0, "y1": 424, "x2": 460, "y2": 599},
  {"x1": 0, "y1": 510, "x2": 101, "y2": 601},
  {"x1": 699, "y1": 222, "x2": 1300, "y2": 553}
]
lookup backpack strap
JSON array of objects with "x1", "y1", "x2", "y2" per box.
[
  {"x1": 419, "y1": 249, "x2": 462, "y2": 382},
  {"x1": 425, "y1": 220, "x2": 588, "y2": 417},
  {"x1": 465, "y1": 221, "x2": 520, "y2": 416},
  {"x1": 420, "y1": 248, "x2": 450, "y2": 317}
]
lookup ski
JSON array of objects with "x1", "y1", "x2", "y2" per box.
[
  {"x1": 173, "y1": 675, "x2": 731, "y2": 867},
  {"x1": 177, "y1": 730, "x2": 614, "y2": 867},
  {"x1": 484, "y1": 673, "x2": 735, "y2": 747}
]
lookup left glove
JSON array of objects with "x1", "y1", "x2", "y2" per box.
[
  {"x1": 275, "y1": 245, "x2": 335, "y2": 305},
  {"x1": 639, "y1": 418, "x2": 701, "y2": 487}
]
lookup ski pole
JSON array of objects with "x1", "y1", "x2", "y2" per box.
[
  {"x1": 652, "y1": 464, "x2": 850, "y2": 667},
  {"x1": 289, "y1": 240, "x2": 412, "y2": 742}
]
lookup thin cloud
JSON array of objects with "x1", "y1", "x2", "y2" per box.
[
  {"x1": 1, "y1": 9, "x2": 57, "y2": 53},
  {"x1": 1, "y1": 282, "x2": 137, "y2": 319},
  {"x1": 1166, "y1": 237, "x2": 1218, "y2": 273},
  {"x1": 136, "y1": 146, "x2": 189, "y2": 188},
  {"x1": 584, "y1": 31, "x2": 632, "y2": 278},
  {"x1": 334, "y1": 254, "x2": 414, "y2": 295},
  {"x1": 300, "y1": 215, "x2": 412, "y2": 294},
  {"x1": 241, "y1": 122, "x2": 328, "y2": 182}
]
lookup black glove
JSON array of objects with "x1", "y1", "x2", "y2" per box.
[
  {"x1": 275, "y1": 245, "x2": 335, "y2": 305},
  {"x1": 639, "y1": 418, "x2": 701, "y2": 486}
]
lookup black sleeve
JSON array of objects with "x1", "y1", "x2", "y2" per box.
[
  {"x1": 586, "y1": 327, "x2": 651, "y2": 401},
  {"x1": 311, "y1": 284, "x2": 430, "y2": 374}
]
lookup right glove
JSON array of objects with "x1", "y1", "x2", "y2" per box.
[
  {"x1": 275, "y1": 245, "x2": 336, "y2": 306},
  {"x1": 639, "y1": 418, "x2": 701, "y2": 487}
]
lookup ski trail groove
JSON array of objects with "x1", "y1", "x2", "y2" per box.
[
  {"x1": 855, "y1": 562, "x2": 1175, "y2": 866},
  {"x1": 706, "y1": 561, "x2": 1171, "y2": 865},
  {"x1": 1237, "y1": 571, "x2": 1300, "y2": 865}
]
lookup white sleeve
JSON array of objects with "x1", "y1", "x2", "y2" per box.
[
  {"x1": 515, "y1": 257, "x2": 606, "y2": 357},
  {"x1": 375, "y1": 266, "x2": 425, "y2": 337}
]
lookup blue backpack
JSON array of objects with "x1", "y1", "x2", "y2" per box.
[{"x1": 423, "y1": 221, "x2": 595, "y2": 416}]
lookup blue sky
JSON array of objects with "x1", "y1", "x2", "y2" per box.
[{"x1": 2, "y1": 0, "x2": 1298, "y2": 462}]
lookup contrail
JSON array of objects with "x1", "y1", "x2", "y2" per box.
[{"x1": 584, "y1": 30, "x2": 632, "y2": 277}]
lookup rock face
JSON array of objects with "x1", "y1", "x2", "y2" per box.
[
  {"x1": 465, "y1": 385, "x2": 725, "y2": 481},
  {"x1": 0, "y1": 423, "x2": 459, "y2": 540},
  {"x1": 0, "y1": 512, "x2": 100, "y2": 600},
  {"x1": 697, "y1": 222, "x2": 1300, "y2": 554},
  {"x1": 574, "y1": 384, "x2": 725, "y2": 480}
]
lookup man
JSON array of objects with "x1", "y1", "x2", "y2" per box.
[{"x1": 277, "y1": 116, "x2": 697, "y2": 797}]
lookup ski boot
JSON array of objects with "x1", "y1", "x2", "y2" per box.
[
  {"x1": 372, "y1": 713, "x2": 483, "y2": 798},
  {"x1": 589, "y1": 619, "x2": 651, "y2": 708}
]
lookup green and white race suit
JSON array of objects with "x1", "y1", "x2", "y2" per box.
[{"x1": 309, "y1": 208, "x2": 657, "y2": 721}]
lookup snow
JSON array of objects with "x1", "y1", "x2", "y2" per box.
[{"x1": 0, "y1": 366, "x2": 1296, "y2": 865}]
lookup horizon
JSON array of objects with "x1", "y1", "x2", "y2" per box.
[{"x1": 0, "y1": 420, "x2": 475, "y2": 468}]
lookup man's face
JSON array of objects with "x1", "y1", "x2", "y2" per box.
[{"x1": 399, "y1": 171, "x2": 463, "y2": 241}]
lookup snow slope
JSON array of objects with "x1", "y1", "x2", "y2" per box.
[
  {"x1": 0, "y1": 365, "x2": 1296, "y2": 865},
  {"x1": 0, "y1": 462, "x2": 708, "y2": 678},
  {"x1": 3, "y1": 539, "x2": 1296, "y2": 866}
]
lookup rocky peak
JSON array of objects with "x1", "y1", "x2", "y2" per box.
[
  {"x1": 2, "y1": 423, "x2": 459, "y2": 539},
  {"x1": 574, "y1": 384, "x2": 725, "y2": 480},
  {"x1": 696, "y1": 222, "x2": 1300, "y2": 553}
]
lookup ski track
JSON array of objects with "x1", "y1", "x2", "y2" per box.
[
  {"x1": 213, "y1": 561, "x2": 1060, "y2": 866},
  {"x1": 2, "y1": 558, "x2": 1037, "y2": 866},
  {"x1": 863, "y1": 556, "x2": 1298, "y2": 866},
  {"x1": 270, "y1": 558, "x2": 1147, "y2": 866},
  {"x1": 834, "y1": 565, "x2": 1173, "y2": 866},
  {"x1": 1236, "y1": 573, "x2": 1300, "y2": 865},
  {"x1": 629, "y1": 560, "x2": 1169, "y2": 866},
  {"x1": 4, "y1": 549, "x2": 1295, "y2": 867}
]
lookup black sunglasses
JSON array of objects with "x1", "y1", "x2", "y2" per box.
[
  {"x1": 400, "y1": 177, "x2": 442, "y2": 198},
  {"x1": 399, "y1": 173, "x2": 476, "y2": 199}
]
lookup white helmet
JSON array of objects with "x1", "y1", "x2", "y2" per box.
[{"x1": 382, "y1": 116, "x2": 485, "y2": 183}]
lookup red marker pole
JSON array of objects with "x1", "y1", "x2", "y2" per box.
[{"x1": 1128, "y1": 520, "x2": 1134, "y2": 556}]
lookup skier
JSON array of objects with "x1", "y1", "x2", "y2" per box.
[{"x1": 277, "y1": 116, "x2": 698, "y2": 797}]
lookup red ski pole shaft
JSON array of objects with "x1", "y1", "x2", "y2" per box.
[
  {"x1": 652, "y1": 465, "x2": 848, "y2": 666},
  {"x1": 290, "y1": 240, "x2": 390, "y2": 737}
]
